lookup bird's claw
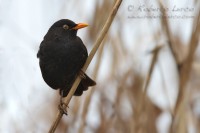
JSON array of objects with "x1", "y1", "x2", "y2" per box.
[
  {"x1": 59, "y1": 103, "x2": 68, "y2": 115},
  {"x1": 79, "y1": 69, "x2": 86, "y2": 79},
  {"x1": 59, "y1": 97, "x2": 68, "y2": 115}
]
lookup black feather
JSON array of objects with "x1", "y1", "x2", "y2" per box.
[{"x1": 37, "y1": 19, "x2": 96, "y2": 97}]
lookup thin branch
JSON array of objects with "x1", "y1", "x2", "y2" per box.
[
  {"x1": 79, "y1": 38, "x2": 105, "y2": 133},
  {"x1": 143, "y1": 45, "x2": 163, "y2": 94},
  {"x1": 48, "y1": 0, "x2": 123, "y2": 132},
  {"x1": 62, "y1": 0, "x2": 122, "y2": 107}
]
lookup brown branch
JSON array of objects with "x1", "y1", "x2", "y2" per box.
[{"x1": 48, "y1": 0, "x2": 123, "y2": 132}]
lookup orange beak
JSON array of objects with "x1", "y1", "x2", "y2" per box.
[{"x1": 72, "y1": 23, "x2": 88, "y2": 30}]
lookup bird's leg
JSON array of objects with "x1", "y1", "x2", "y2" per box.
[
  {"x1": 58, "y1": 91, "x2": 68, "y2": 115},
  {"x1": 79, "y1": 69, "x2": 86, "y2": 79}
]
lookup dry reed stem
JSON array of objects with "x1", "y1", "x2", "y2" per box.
[
  {"x1": 48, "y1": 0, "x2": 123, "y2": 132},
  {"x1": 144, "y1": 45, "x2": 164, "y2": 94},
  {"x1": 79, "y1": 1, "x2": 111, "y2": 132},
  {"x1": 114, "y1": 69, "x2": 133, "y2": 133},
  {"x1": 158, "y1": 0, "x2": 181, "y2": 65},
  {"x1": 158, "y1": 62, "x2": 174, "y2": 114},
  {"x1": 157, "y1": 1, "x2": 200, "y2": 133},
  {"x1": 62, "y1": 0, "x2": 122, "y2": 104},
  {"x1": 152, "y1": 22, "x2": 174, "y2": 114},
  {"x1": 171, "y1": 12, "x2": 200, "y2": 133},
  {"x1": 78, "y1": 39, "x2": 106, "y2": 133},
  {"x1": 135, "y1": 45, "x2": 163, "y2": 133}
]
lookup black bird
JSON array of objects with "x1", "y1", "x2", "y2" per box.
[{"x1": 37, "y1": 19, "x2": 96, "y2": 97}]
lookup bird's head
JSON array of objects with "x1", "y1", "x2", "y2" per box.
[{"x1": 45, "y1": 19, "x2": 88, "y2": 40}]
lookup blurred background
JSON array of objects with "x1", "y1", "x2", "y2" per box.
[{"x1": 0, "y1": 0, "x2": 200, "y2": 133}]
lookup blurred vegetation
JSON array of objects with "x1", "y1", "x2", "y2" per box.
[
  {"x1": 1, "y1": 0, "x2": 199, "y2": 132},
  {"x1": 50, "y1": 0, "x2": 200, "y2": 133}
]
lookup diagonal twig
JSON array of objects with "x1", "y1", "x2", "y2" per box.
[
  {"x1": 48, "y1": 0, "x2": 123, "y2": 132},
  {"x1": 79, "y1": 38, "x2": 106, "y2": 133}
]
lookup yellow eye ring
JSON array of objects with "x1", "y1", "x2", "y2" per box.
[{"x1": 63, "y1": 24, "x2": 69, "y2": 30}]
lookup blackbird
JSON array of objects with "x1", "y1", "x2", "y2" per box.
[{"x1": 37, "y1": 19, "x2": 96, "y2": 97}]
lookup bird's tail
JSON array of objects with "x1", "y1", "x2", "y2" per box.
[{"x1": 74, "y1": 73, "x2": 96, "y2": 96}]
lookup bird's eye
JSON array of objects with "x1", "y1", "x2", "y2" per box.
[{"x1": 63, "y1": 24, "x2": 69, "y2": 30}]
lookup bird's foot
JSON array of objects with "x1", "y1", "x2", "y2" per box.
[
  {"x1": 79, "y1": 69, "x2": 86, "y2": 79},
  {"x1": 59, "y1": 97, "x2": 68, "y2": 115}
]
